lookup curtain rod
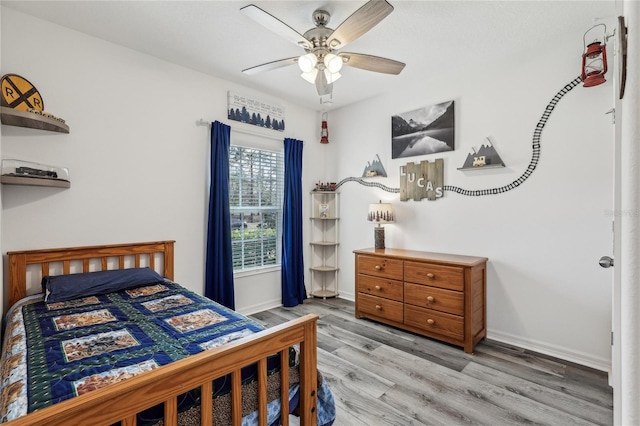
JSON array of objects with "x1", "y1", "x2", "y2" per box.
[{"x1": 196, "y1": 118, "x2": 286, "y2": 142}]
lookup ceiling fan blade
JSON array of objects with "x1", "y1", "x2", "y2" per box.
[
  {"x1": 242, "y1": 57, "x2": 299, "y2": 75},
  {"x1": 339, "y1": 52, "x2": 405, "y2": 74},
  {"x1": 241, "y1": 4, "x2": 312, "y2": 49},
  {"x1": 315, "y1": 71, "x2": 333, "y2": 96},
  {"x1": 327, "y1": 0, "x2": 394, "y2": 50}
]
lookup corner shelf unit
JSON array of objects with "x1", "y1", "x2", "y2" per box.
[{"x1": 309, "y1": 191, "x2": 339, "y2": 298}]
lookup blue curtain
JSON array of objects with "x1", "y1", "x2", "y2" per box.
[
  {"x1": 205, "y1": 121, "x2": 235, "y2": 309},
  {"x1": 281, "y1": 138, "x2": 306, "y2": 307}
]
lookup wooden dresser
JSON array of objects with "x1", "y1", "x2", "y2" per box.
[{"x1": 354, "y1": 248, "x2": 488, "y2": 353}]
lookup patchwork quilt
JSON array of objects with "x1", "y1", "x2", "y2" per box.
[{"x1": 0, "y1": 280, "x2": 335, "y2": 425}]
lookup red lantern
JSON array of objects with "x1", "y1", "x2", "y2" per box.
[
  {"x1": 581, "y1": 24, "x2": 608, "y2": 87},
  {"x1": 320, "y1": 112, "x2": 329, "y2": 144}
]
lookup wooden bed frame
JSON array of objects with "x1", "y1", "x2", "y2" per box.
[{"x1": 4, "y1": 240, "x2": 318, "y2": 426}]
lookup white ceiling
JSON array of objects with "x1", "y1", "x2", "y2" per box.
[{"x1": 1, "y1": 0, "x2": 618, "y2": 111}]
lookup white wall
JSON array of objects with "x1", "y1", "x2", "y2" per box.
[
  {"x1": 0, "y1": 8, "x2": 324, "y2": 316},
  {"x1": 329, "y1": 32, "x2": 614, "y2": 369},
  {"x1": 0, "y1": 6, "x2": 615, "y2": 371}
]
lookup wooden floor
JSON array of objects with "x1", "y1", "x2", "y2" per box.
[{"x1": 249, "y1": 297, "x2": 613, "y2": 426}]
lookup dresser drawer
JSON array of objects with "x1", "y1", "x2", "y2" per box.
[
  {"x1": 404, "y1": 261, "x2": 464, "y2": 291},
  {"x1": 357, "y1": 255, "x2": 403, "y2": 280},
  {"x1": 404, "y1": 305, "x2": 463, "y2": 340},
  {"x1": 358, "y1": 293, "x2": 403, "y2": 323},
  {"x1": 357, "y1": 275, "x2": 403, "y2": 302},
  {"x1": 404, "y1": 283, "x2": 463, "y2": 316}
]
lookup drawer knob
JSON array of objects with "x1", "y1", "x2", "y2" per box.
[
  {"x1": 375, "y1": 285, "x2": 382, "y2": 291},
  {"x1": 426, "y1": 296, "x2": 435, "y2": 303},
  {"x1": 375, "y1": 305, "x2": 382, "y2": 310},
  {"x1": 426, "y1": 273, "x2": 435, "y2": 279},
  {"x1": 427, "y1": 319, "x2": 435, "y2": 325},
  {"x1": 375, "y1": 265, "x2": 382, "y2": 270}
]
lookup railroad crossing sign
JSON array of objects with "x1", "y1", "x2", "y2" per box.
[{"x1": 1, "y1": 74, "x2": 44, "y2": 111}]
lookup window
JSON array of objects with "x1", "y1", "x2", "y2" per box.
[{"x1": 229, "y1": 145, "x2": 284, "y2": 272}]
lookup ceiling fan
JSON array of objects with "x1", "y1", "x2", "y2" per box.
[{"x1": 240, "y1": 0, "x2": 406, "y2": 98}]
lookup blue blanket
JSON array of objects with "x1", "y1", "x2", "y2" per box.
[{"x1": 0, "y1": 280, "x2": 335, "y2": 425}]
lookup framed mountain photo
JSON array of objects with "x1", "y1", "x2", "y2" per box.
[{"x1": 391, "y1": 100, "x2": 455, "y2": 159}]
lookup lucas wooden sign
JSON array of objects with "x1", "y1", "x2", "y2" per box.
[{"x1": 400, "y1": 158, "x2": 444, "y2": 201}]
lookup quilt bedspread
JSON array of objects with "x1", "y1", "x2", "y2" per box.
[{"x1": 0, "y1": 280, "x2": 335, "y2": 425}]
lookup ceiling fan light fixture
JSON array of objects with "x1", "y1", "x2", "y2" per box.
[
  {"x1": 242, "y1": 1, "x2": 402, "y2": 98},
  {"x1": 301, "y1": 68, "x2": 318, "y2": 84},
  {"x1": 324, "y1": 69, "x2": 342, "y2": 84},
  {"x1": 324, "y1": 53, "x2": 343, "y2": 73},
  {"x1": 298, "y1": 53, "x2": 318, "y2": 73}
]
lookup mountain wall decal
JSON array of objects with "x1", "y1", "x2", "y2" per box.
[
  {"x1": 362, "y1": 154, "x2": 388, "y2": 177},
  {"x1": 458, "y1": 138, "x2": 506, "y2": 170}
]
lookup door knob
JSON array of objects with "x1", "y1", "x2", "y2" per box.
[{"x1": 599, "y1": 256, "x2": 614, "y2": 268}]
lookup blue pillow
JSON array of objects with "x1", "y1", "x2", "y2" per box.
[{"x1": 43, "y1": 267, "x2": 166, "y2": 303}]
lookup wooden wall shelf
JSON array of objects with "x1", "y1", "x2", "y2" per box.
[
  {"x1": 457, "y1": 164, "x2": 505, "y2": 171},
  {"x1": 0, "y1": 106, "x2": 70, "y2": 133},
  {"x1": 1, "y1": 175, "x2": 70, "y2": 188}
]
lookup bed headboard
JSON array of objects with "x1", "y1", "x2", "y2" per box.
[{"x1": 6, "y1": 240, "x2": 175, "y2": 308}]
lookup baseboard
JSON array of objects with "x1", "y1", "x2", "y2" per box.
[
  {"x1": 240, "y1": 292, "x2": 357, "y2": 316},
  {"x1": 487, "y1": 328, "x2": 611, "y2": 372},
  {"x1": 337, "y1": 292, "x2": 355, "y2": 302},
  {"x1": 237, "y1": 298, "x2": 281, "y2": 317}
]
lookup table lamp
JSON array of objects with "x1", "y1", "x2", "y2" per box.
[{"x1": 367, "y1": 201, "x2": 394, "y2": 249}]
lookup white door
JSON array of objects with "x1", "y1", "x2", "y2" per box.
[
  {"x1": 606, "y1": 15, "x2": 623, "y2": 424},
  {"x1": 598, "y1": 96, "x2": 619, "y2": 425},
  {"x1": 609, "y1": 96, "x2": 621, "y2": 425}
]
